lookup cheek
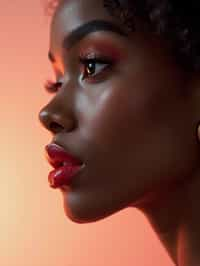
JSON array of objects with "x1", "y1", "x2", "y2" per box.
[
  {"x1": 84, "y1": 77, "x2": 163, "y2": 149},
  {"x1": 78, "y1": 82, "x2": 157, "y2": 178},
  {"x1": 80, "y1": 66, "x2": 195, "y2": 180},
  {"x1": 83, "y1": 86, "x2": 135, "y2": 147}
]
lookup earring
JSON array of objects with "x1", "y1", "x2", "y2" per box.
[{"x1": 103, "y1": 0, "x2": 136, "y2": 32}]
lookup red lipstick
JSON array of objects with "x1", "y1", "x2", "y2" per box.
[
  {"x1": 45, "y1": 143, "x2": 85, "y2": 189},
  {"x1": 48, "y1": 164, "x2": 84, "y2": 188}
]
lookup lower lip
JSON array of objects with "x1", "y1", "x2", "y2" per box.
[{"x1": 48, "y1": 164, "x2": 85, "y2": 189}]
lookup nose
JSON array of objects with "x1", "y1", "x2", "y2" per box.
[{"x1": 38, "y1": 102, "x2": 76, "y2": 134}]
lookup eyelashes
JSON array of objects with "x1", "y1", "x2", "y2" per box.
[
  {"x1": 79, "y1": 56, "x2": 114, "y2": 81},
  {"x1": 44, "y1": 55, "x2": 114, "y2": 93}
]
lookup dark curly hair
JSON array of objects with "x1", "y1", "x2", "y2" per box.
[{"x1": 44, "y1": 0, "x2": 200, "y2": 73}]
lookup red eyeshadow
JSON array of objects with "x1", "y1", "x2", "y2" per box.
[{"x1": 79, "y1": 39, "x2": 125, "y2": 61}]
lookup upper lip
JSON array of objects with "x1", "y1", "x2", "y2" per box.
[{"x1": 45, "y1": 142, "x2": 84, "y2": 169}]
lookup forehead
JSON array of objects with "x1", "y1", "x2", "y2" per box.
[{"x1": 49, "y1": 0, "x2": 122, "y2": 54}]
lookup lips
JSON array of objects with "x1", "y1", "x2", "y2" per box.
[{"x1": 45, "y1": 143, "x2": 84, "y2": 169}]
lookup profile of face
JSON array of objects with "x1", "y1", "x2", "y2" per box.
[{"x1": 38, "y1": 0, "x2": 200, "y2": 224}]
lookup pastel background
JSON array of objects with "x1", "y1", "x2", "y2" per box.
[{"x1": 0, "y1": 1, "x2": 174, "y2": 265}]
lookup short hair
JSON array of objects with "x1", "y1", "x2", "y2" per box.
[{"x1": 44, "y1": 0, "x2": 200, "y2": 73}]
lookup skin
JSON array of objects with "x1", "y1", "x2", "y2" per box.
[{"x1": 38, "y1": 0, "x2": 200, "y2": 265}]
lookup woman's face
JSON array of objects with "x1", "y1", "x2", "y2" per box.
[{"x1": 39, "y1": 0, "x2": 199, "y2": 223}]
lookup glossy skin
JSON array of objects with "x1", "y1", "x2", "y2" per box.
[{"x1": 38, "y1": 1, "x2": 200, "y2": 264}]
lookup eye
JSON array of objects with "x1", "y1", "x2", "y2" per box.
[
  {"x1": 44, "y1": 79, "x2": 63, "y2": 93},
  {"x1": 44, "y1": 56, "x2": 114, "y2": 93},
  {"x1": 79, "y1": 56, "x2": 114, "y2": 82}
]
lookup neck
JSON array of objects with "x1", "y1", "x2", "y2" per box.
[{"x1": 136, "y1": 167, "x2": 200, "y2": 266}]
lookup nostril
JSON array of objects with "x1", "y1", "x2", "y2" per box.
[{"x1": 49, "y1": 122, "x2": 64, "y2": 133}]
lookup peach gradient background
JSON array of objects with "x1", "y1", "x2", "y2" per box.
[{"x1": 0, "y1": 1, "x2": 174, "y2": 265}]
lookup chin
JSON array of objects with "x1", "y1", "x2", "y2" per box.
[
  {"x1": 63, "y1": 201, "x2": 116, "y2": 224},
  {"x1": 61, "y1": 189, "x2": 134, "y2": 224}
]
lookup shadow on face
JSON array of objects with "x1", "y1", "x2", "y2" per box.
[{"x1": 39, "y1": 0, "x2": 200, "y2": 223}]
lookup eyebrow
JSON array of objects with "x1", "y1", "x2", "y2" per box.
[{"x1": 48, "y1": 19, "x2": 129, "y2": 63}]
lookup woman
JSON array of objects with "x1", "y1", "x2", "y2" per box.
[{"x1": 38, "y1": 0, "x2": 200, "y2": 265}]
